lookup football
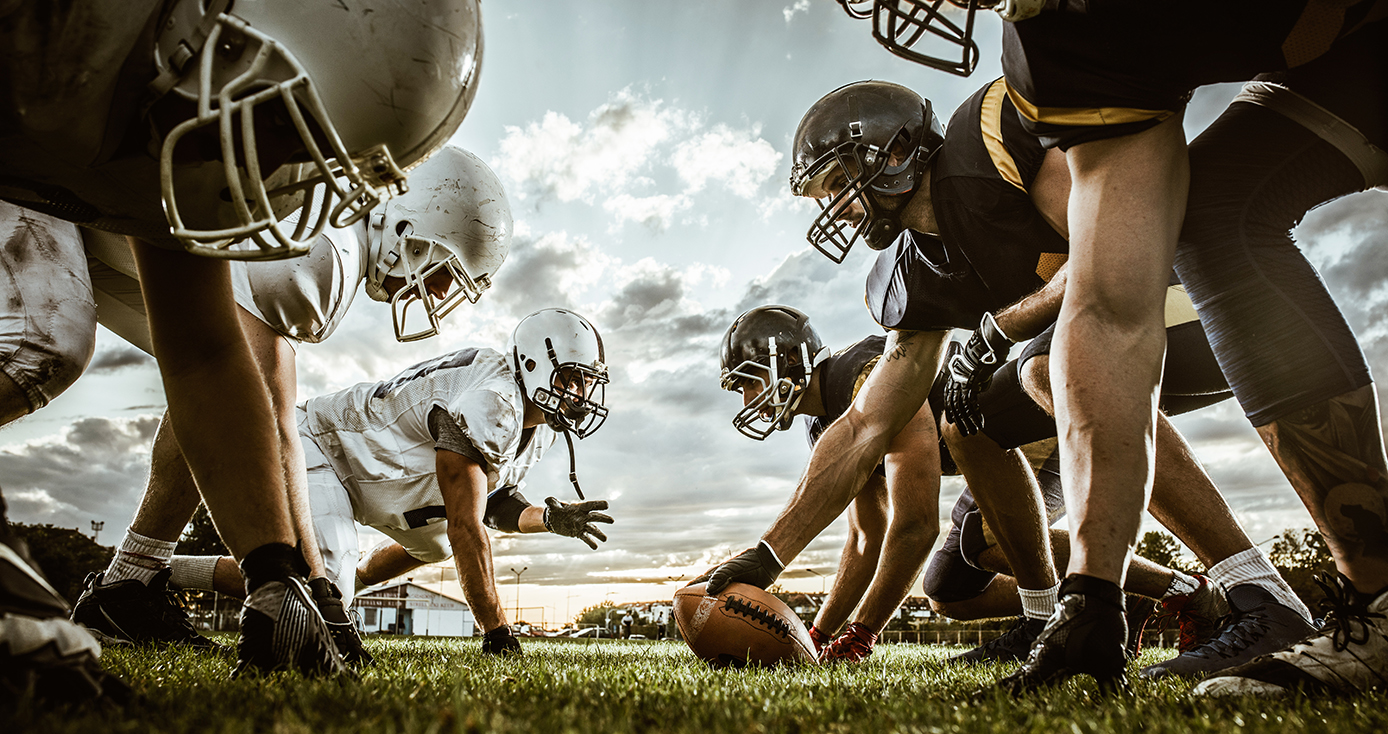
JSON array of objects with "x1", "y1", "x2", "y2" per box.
[{"x1": 672, "y1": 582, "x2": 818, "y2": 668}]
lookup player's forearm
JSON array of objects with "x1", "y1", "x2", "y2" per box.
[
  {"x1": 814, "y1": 533, "x2": 880, "y2": 633},
  {"x1": 995, "y1": 263, "x2": 1066, "y2": 342},
  {"x1": 853, "y1": 519, "x2": 937, "y2": 632},
  {"x1": 357, "y1": 541, "x2": 427, "y2": 587},
  {"x1": 447, "y1": 523, "x2": 507, "y2": 631},
  {"x1": 763, "y1": 330, "x2": 946, "y2": 560},
  {"x1": 517, "y1": 505, "x2": 546, "y2": 533}
]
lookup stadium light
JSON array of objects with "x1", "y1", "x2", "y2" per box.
[{"x1": 510, "y1": 567, "x2": 528, "y2": 622}]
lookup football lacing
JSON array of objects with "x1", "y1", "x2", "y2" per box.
[{"x1": 724, "y1": 595, "x2": 792, "y2": 639}]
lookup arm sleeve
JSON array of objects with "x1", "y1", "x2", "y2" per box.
[
  {"x1": 482, "y1": 485, "x2": 531, "y2": 533},
  {"x1": 428, "y1": 405, "x2": 489, "y2": 471}
]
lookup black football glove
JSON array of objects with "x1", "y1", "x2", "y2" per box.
[
  {"x1": 482, "y1": 625, "x2": 522, "y2": 656},
  {"x1": 543, "y1": 497, "x2": 613, "y2": 550},
  {"x1": 695, "y1": 540, "x2": 786, "y2": 596},
  {"x1": 944, "y1": 313, "x2": 1014, "y2": 437}
]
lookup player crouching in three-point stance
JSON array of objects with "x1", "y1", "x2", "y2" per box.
[
  {"x1": 167, "y1": 309, "x2": 613, "y2": 656},
  {"x1": 66, "y1": 147, "x2": 510, "y2": 667},
  {"x1": 1, "y1": 0, "x2": 484, "y2": 690},
  {"x1": 718, "y1": 306, "x2": 939, "y2": 663}
]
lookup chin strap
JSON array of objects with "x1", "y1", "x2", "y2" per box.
[{"x1": 562, "y1": 430, "x2": 585, "y2": 500}]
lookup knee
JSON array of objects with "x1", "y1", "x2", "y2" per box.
[
  {"x1": 1019, "y1": 357, "x2": 1054, "y2": 415},
  {"x1": 1, "y1": 325, "x2": 96, "y2": 414}
]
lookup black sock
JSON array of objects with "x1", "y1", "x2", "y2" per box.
[{"x1": 240, "y1": 543, "x2": 309, "y2": 595}]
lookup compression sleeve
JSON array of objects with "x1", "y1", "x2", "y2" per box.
[{"x1": 428, "y1": 405, "x2": 489, "y2": 470}]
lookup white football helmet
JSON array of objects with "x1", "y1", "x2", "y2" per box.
[
  {"x1": 507, "y1": 309, "x2": 609, "y2": 439},
  {"x1": 364, "y1": 147, "x2": 512, "y2": 342},
  {"x1": 152, "y1": 0, "x2": 483, "y2": 259}
]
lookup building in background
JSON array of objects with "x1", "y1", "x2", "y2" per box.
[{"x1": 353, "y1": 581, "x2": 475, "y2": 637}]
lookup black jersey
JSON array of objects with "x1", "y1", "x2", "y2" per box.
[
  {"x1": 867, "y1": 79, "x2": 1069, "y2": 333},
  {"x1": 805, "y1": 335, "x2": 887, "y2": 449},
  {"x1": 1001, "y1": 1, "x2": 1385, "y2": 149}
]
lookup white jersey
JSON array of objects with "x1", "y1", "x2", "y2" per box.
[
  {"x1": 81, "y1": 219, "x2": 365, "y2": 351},
  {"x1": 300, "y1": 348, "x2": 554, "y2": 555}
]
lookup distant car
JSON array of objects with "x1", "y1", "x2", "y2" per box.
[
  {"x1": 569, "y1": 627, "x2": 617, "y2": 639},
  {"x1": 628, "y1": 634, "x2": 647, "y2": 640}
]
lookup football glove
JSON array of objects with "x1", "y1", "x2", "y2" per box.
[
  {"x1": 482, "y1": 625, "x2": 522, "y2": 656},
  {"x1": 808, "y1": 624, "x2": 833, "y2": 654},
  {"x1": 944, "y1": 312, "x2": 1014, "y2": 437},
  {"x1": 697, "y1": 540, "x2": 785, "y2": 596},
  {"x1": 820, "y1": 622, "x2": 877, "y2": 664},
  {"x1": 542, "y1": 497, "x2": 613, "y2": 550}
]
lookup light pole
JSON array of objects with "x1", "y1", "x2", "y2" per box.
[
  {"x1": 90, "y1": 520, "x2": 104, "y2": 544},
  {"x1": 804, "y1": 568, "x2": 826, "y2": 594},
  {"x1": 510, "y1": 567, "x2": 527, "y2": 622}
]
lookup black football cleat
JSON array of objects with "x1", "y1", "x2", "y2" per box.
[
  {"x1": 1125, "y1": 594, "x2": 1158, "y2": 659},
  {"x1": 72, "y1": 569, "x2": 218, "y2": 649},
  {"x1": 308, "y1": 577, "x2": 373, "y2": 668},
  {"x1": 232, "y1": 544, "x2": 347, "y2": 678},
  {"x1": 949, "y1": 616, "x2": 1047, "y2": 666},
  {"x1": 993, "y1": 575, "x2": 1131, "y2": 696}
]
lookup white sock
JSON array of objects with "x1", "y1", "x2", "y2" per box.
[
  {"x1": 1163, "y1": 569, "x2": 1201, "y2": 598},
  {"x1": 1209, "y1": 547, "x2": 1313, "y2": 621},
  {"x1": 170, "y1": 555, "x2": 221, "y2": 593},
  {"x1": 1019, "y1": 582, "x2": 1061, "y2": 621},
  {"x1": 105, "y1": 531, "x2": 177, "y2": 585}
]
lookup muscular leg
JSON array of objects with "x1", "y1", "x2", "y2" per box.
[
  {"x1": 814, "y1": 478, "x2": 887, "y2": 634},
  {"x1": 1258, "y1": 387, "x2": 1388, "y2": 587},
  {"x1": 1055, "y1": 116, "x2": 1189, "y2": 585},
  {"x1": 941, "y1": 423, "x2": 1057, "y2": 592},
  {"x1": 129, "y1": 239, "x2": 293, "y2": 558},
  {"x1": 931, "y1": 577, "x2": 1022, "y2": 621},
  {"x1": 973, "y1": 529, "x2": 1175, "y2": 601}
]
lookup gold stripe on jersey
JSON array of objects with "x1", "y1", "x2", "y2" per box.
[
  {"x1": 1036, "y1": 252, "x2": 1068, "y2": 282},
  {"x1": 1164, "y1": 284, "x2": 1200, "y2": 328},
  {"x1": 850, "y1": 355, "x2": 883, "y2": 403},
  {"x1": 1004, "y1": 81, "x2": 1174, "y2": 127},
  {"x1": 981, "y1": 79, "x2": 1026, "y2": 192}
]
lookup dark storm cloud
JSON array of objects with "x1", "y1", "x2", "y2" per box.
[
  {"x1": 87, "y1": 345, "x2": 154, "y2": 373},
  {"x1": 1, "y1": 415, "x2": 160, "y2": 533},
  {"x1": 489, "y1": 234, "x2": 586, "y2": 317}
]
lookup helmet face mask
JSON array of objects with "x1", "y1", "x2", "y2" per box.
[
  {"x1": 836, "y1": 1, "x2": 1023, "y2": 77},
  {"x1": 509, "y1": 310, "x2": 610, "y2": 439},
  {"x1": 153, "y1": 0, "x2": 483, "y2": 259},
  {"x1": 790, "y1": 81, "x2": 944, "y2": 264},
  {"x1": 719, "y1": 306, "x2": 829, "y2": 441},
  {"x1": 365, "y1": 147, "x2": 512, "y2": 342},
  {"x1": 801, "y1": 138, "x2": 917, "y2": 263}
]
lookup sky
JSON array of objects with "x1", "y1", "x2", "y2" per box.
[{"x1": 4, "y1": 1, "x2": 1387, "y2": 628}]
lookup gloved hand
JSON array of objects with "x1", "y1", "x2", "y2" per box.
[
  {"x1": 820, "y1": 622, "x2": 877, "y2": 664},
  {"x1": 482, "y1": 625, "x2": 522, "y2": 656},
  {"x1": 694, "y1": 540, "x2": 785, "y2": 596},
  {"x1": 543, "y1": 497, "x2": 613, "y2": 550},
  {"x1": 944, "y1": 312, "x2": 1014, "y2": 437},
  {"x1": 808, "y1": 624, "x2": 833, "y2": 655}
]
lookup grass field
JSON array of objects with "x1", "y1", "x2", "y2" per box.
[{"x1": 8, "y1": 636, "x2": 1386, "y2": 733}]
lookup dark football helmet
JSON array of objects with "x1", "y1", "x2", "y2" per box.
[
  {"x1": 790, "y1": 81, "x2": 944, "y2": 263},
  {"x1": 835, "y1": 1, "x2": 1044, "y2": 77},
  {"x1": 719, "y1": 305, "x2": 830, "y2": 440}
]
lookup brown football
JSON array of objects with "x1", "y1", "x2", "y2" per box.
[{"x1": 672, "y1": 582, "x2": 818, "y2": 668}]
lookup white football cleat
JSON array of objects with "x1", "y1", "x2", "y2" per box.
[{"x1": 1194, "y1": 573, "x2": 1388, "y2": 697}]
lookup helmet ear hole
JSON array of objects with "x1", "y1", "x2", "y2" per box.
[
  {"x1": 395, "y1": 220, "x2": 413, "y2": 237},
  {"x1": 525, "y1": 358, "x2": 536, "y2": 372}
]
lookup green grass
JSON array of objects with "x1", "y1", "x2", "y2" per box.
[{"x1": 8, "y1": 637, "x2": 1387, "y2": 733}]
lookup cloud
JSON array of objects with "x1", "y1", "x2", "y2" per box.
[
  {"x1": 87, "y1": 345, "x2": 154, "y2": 373},
  {"x1": 783, "y1": 0, "x2": 811, "y2": 23},
  {"x1": 493, "y1": 89, "x2": 782, "y2": 232},
  {"x1": 494, "y1": 90, "x2": 697, "y2": 205},
  {"x1": 671, "y1": 125, "x2": 783, "y2": 199},
  {"x1": 1, "y1": 415, "x2": 161, "y2": 532}
]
